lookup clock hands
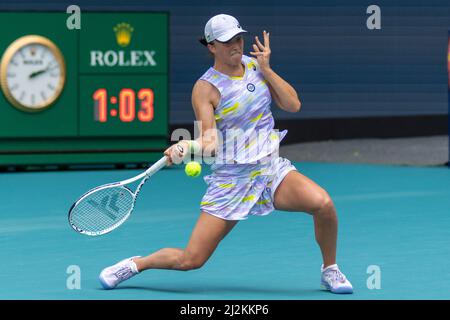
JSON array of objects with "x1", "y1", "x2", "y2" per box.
[
  {"x1": 29, "y1": 69, "x2": 46, "y2": 79},
  {"x1": 29, "y1": 63, "x2": 58, "y2": 79}
]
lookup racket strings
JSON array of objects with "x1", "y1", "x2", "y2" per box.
[{"x1": 70, "y1": 186, "x2": 134, "y2": 234}]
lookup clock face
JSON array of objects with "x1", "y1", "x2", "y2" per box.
[{"x1": 0, "y1": 35, "x2": 66, "y2": 112}]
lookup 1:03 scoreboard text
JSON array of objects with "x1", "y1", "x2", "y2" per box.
[{"x1": 93, "y1": 88, "x2": 154, "y2": 123}]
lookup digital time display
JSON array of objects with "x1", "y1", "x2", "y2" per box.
[
  {"x1": 93, "y1": 88, "x2": 154, "y2": 123},
  {"x1": 79, "y1": 75, "x2": 167, "y2": 137}
]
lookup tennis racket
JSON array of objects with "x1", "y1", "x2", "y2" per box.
[{"x1": 68, "y1": 156, "x2": 168, "y2": 236}]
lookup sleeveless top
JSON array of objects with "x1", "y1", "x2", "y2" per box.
[{"x1": 199, "y1": 55, "x2": 287, "y2": 174}]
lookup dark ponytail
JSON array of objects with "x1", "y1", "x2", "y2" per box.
[{"x1": 199, "y1": 36, "x2": 210, "y2": 46}]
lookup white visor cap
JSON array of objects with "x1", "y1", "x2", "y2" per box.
[{"x1": 204, "y1": 14, "x2": 247, "y2": 43}]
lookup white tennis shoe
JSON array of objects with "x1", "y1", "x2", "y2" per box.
[
  {"x1": 321, "y1": 264, "x2": 353, "y2": 294},
  {"x1": 99, "y1": 256, "x2": 141, "y2": 289}
]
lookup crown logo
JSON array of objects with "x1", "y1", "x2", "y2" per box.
[{"x1": 113, "y1": 22, "x2": 134, "y2": 47}]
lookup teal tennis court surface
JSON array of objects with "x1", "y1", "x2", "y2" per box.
[{"x1": 1, "y1": 161, "x2": 449, "y2": 300}]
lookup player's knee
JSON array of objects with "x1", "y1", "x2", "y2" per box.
[
  {"x1": 178, "y1": 252, "x2": 206, "y2": 271},
  {"x1": 180, "y1": 259, "x2": 205, "y2": 271},
  {"x1": 315, "y1": 194, "x2": 336, "y2": 218},
  {"x1": 188, "y1": 258, "x2": 206, "y2": 270}
]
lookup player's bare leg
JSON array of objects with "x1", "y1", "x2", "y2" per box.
[
  {"x1": 274, "y1": 170, "x2": 337, "y2": 267},
  {"x1": 99, "y1": 212, "x2": 237, "y2": 289},
  {"x1": 134, "y1": 212, "x2": 238, "y2": 271},
  {"x1": 273, "y1": 170, "x2": 353, "y2": 294}
]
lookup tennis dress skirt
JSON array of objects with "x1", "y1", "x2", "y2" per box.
[{"x1": 200, "y1": 156, "x2": 297, "y2": 220}]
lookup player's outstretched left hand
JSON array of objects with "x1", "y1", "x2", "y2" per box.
[{"x1": 250, "y1": 30, "x2": 271, "y2": 72}]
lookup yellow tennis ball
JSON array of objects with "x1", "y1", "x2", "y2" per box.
[{"x1": 185, "y1": 161, "x2": 201, "y2": 177}]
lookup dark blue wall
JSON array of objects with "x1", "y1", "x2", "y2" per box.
[{"x1": 1, "y1": 0, "x2": 449, "y2": 124}]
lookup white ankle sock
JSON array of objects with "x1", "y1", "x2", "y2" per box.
[
  {"x1": 130, "y1": 259, "x2": 139, "y2": 274},
  {"x1": 322, "y1": 264, "x2": 338, "y2": 272}
]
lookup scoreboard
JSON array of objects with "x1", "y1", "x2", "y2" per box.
[{"x1": 0, "y1": 12, "x2": 169, "y2": 166}]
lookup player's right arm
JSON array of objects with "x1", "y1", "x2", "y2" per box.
[
  {"x1": 191, "y1": 80, "x2": 220, "y2": 158},
  {"x1": 164, "y1": 79, "x2": 219, "y2": 165}
]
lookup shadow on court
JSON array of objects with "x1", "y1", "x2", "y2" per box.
[{"x1": 113, "y1": 285, "x2": 323, "y2": 296}]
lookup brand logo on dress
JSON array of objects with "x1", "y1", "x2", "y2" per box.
[{"x1": 247, "y1": 83, "x2": 255, "y2": 92}]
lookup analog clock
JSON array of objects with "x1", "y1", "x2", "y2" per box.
[{"x1": 0, "y1": 35, "x2": 66, "y2": 112}]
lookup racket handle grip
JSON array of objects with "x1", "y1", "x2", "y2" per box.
[{"x1": 145, "y1": 156, "x2": 169, "y2": 177}]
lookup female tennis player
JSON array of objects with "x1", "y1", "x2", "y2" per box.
[{"x1": 99, "y1": 14, "x2": 353, "y2": 294}]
